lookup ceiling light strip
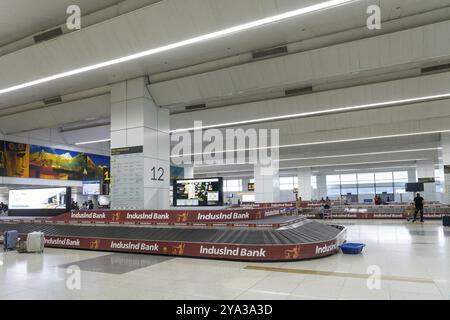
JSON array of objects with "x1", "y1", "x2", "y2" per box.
[
  {"x1": 171, "y1": 93, "x2": 450, "y2": 133},
  {"x1": 193, "y1": 147, "x2": 441, "y2": 167},
  {"x1": 197, "y1": 159, "x2": 428, "y2": 175},
  {"x1": 75, "y1": 139, "x2": 111, "y2": 145},
  {"x1": 170, "y1": 129, "x2": 450, "y2": 158},
  {"x1": 0, "y1": 0, "x2": 354, "y2": 96}
]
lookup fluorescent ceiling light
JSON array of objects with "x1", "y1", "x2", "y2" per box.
[
  {"x1": 335, "y1": 166, "x2": 416, "y2": 172},
  {"x1": 0, "y1": 0, "x2": 355, "y2": 96},
  {"x1": 283, "y1": 159, "x2": 429, "y2": 170},
  {"x1": 75, "y1": 139, "x2": 111, "y2": 145},
  {"x1": 171, "y1": 93, "x2": 450, "y2": 133},
  {"x1": 279, "y1": 147, "x2": 442, "y2": 162},
  {"x1": 197, "y1": 159, "x2": 427, "y2": 175},
  {"x1": 171, "y1": 130, "x2": 450, "y2": 158},
  {"x1": 194, "y1": 147, "x2": 441, "y2": 166}
]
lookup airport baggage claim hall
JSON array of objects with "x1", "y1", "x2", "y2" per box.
[{"x1": 0, "y1": 0, "x2": 449, "y2": 301}]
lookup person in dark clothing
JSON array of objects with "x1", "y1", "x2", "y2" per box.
[
  {"x1": 413, "y1": 193, "x2": 424, "y2": 223},
  {"x1": 88, "y1": 200, "x2": 94, "y2": 210}
]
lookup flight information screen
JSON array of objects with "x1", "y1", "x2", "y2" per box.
[{"x1": 173, "y1": 178, "x2": 223, "y2": 206}]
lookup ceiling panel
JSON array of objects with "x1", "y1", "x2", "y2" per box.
[{"x1": 2, "y1": 0, "x2": 450, "y2": 108}]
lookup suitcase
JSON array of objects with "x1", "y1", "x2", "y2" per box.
[
  {"x1": 26, "y1": 232, "x2": 45, "y2": 253},
  {"x1": 444, "y1": 215, "x2": 450, "y2": 227},
  {"x1": 3, "y1": 230, "x2": 18, "y2": 251}
]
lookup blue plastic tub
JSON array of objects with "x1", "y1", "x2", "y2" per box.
[{"x1": 339, "y1": 243, "x2": 365, "y2": 254}]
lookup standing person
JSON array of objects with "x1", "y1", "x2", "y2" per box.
[
  {"x1": 88, "y1": 200, "x2": 94, "y2": 210},
  {"x1": 413, "y1": 193, "x2": 424, "y2": 223}
]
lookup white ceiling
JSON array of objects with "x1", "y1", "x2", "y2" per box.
[
  {"x1": 1, "y1": 0, "x2": 450, "y2": 177},
  {"x1": 0, "y1": 0, "x2": 124, "y2": 46},
  {"x1": 2, "y1": 0, "x2": 450, "y2": 109}
]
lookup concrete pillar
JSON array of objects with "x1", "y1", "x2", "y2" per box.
[
  {"x1": 316, "y1": 175, "x2": 327, "y2": 200},
  {"x1": 110, "y1": 77, "x2": 170, "y2": 209},
  {"x1": 254, "y1": 161, "x2": 279, "y2": 203},
  {"x1": 297, "y1": 168, "x2": 312, "y2": 201},
  {"x1": 416, "y1": 160, "x2": 436, "y2": 202},
  {"x1": 440, "y1": 133, "x2": 450, "y2": 204}
]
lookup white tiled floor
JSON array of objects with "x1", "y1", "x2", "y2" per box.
[{"x1": 0, "y1": 220, "x2": 449, "y2": 300}]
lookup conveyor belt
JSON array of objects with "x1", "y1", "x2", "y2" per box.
[{"x1": 0, "y1": 220, "x2": 341, "y2": 245}]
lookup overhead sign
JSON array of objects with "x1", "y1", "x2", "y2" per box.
[
  {"x1": 418, "y1": 177, "x2": 435, "y2": 183},
  {"x1": 111, "y1": 146, "x2": 143, "y2": 156}
]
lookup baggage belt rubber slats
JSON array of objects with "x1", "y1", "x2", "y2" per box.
[
  {"x1": 0, "y1": 222, "x2": 342, "y2": 245},
  {"x1": 267, "y1": 230, "x2": 291, "y2": 245},
  {"x1": 280, "y1": 229, "x2": 316, "y2": 243}
]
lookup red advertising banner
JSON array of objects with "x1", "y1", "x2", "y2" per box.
[
  {"x1": 50, "y1": 208, "x2": 282, "y2": 225},
  {"x1": 16, "y1": 229, "x2": 347, "y2": 262}
]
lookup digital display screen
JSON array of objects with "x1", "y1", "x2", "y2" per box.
[
  {"x1": 405, "y1": 183, "x2": 424, "y2": 192},
  {"x1": 83, "y1": 181, "x2": 101, "y2": 195},
  {"x1": 173, "y1": 178, "x2": 223, "y2": 206},
  {"x1": 9, "y1": 188, "x2": 68, "y2": 210}
]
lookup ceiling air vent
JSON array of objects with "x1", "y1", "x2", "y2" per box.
[
  {"x1": 33, "y1": 27, "x2": 63, "y2": 43},
  {"x1": 421, "y1": 63, "x2": 450, "y2": 74},
  {"x1": 43, "y1": 96, "x2": 62, "y2": 105},
  {"x1": 185, "y1": 104, "x2": 206, "y2": 111},
  {"x1": 285, "y1": 86, "x2": 313, "y2": 96},
  {"x1": 252, "y1": 46, "x2": 288, "y2": 60}
]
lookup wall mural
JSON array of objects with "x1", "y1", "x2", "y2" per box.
[
  {"x1": 4, "y1": 141, "x2": 30, "y2": 178},
  {"x1": 0, "y1": 140, "x2": 110, "y2": 182}
]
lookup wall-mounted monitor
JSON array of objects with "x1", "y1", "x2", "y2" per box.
[
  {"x1": 405, "y1": 183, "x2": 424, "y2": 192},
  {"x1": 82, "y1": 181, "x2": 101, "y2": 195},
  {"x1": 173, "y1": 178, "x2": 223, "y2": 206},
  {"x1": 8, "y1": 187, "x2": 71, "y2": 216}
]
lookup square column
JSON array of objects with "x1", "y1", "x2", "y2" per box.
[
  {"x1": 254, "y1": 160, "x2": 280, "y2": 203},
  {"x1": 440, "y1": 133, "x2": 450, "y2": 204},
  {"x1": 297, "y1": 168, "x2": 312, "y2": 201},
  {"x1": 110, "y1": 77, "x2": 170, "y2": 209},
  {"x1": 416, "y1": 160, "x2": 436, "y2": 202}
]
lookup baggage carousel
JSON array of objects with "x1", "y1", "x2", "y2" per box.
[{"x1": 0, "y1": 210, "x2": 346, "y2": 262}]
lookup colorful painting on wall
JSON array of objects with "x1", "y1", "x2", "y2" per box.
[
  {"x1": 0, "y1": 141, "x2": 110, "y2": 182},
  {"x1": 0, "y1": 141, "x2": 6, "y2": 177},
  {"x1": 4, "y1": 141, "x2": 30, "y2": 178},
  {"x1": 86, "y1": 154, "x2": 111, "y2": 181},
  {"x1": 29, "y1": 145, "x2": 87, "y2": 180}
]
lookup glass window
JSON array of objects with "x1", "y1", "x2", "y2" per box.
[
  {"x1": 326, "y1": 175, "x2": 340, "y2": 184},
  {"x1": 340, "y1": 174, "x2": 357, "y2": 185},
  {"x1": 326, "y1": 175, "x2": 340, "y2": 196},
  {"x1": 224, "y1": 180, "x2": 242, "y2": 192},
  {"x1": 280, "y1": 177, "x2": 295, "y2": 191},
  {"x1": 393, "y1": 171, "x2": 408, "y2": 182},
  {"x1": 375, "y1": 172, "x2": 393, "y2": 183},
  {"x1": 357, "y1": 173, "x2": 374, "y2": 184},
  {"x1": 311, "y1": 176, "x2": 317, "y2": 189}
]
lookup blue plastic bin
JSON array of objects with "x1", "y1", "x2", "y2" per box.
[{"x1": 339, "y1": 243, "x2": 365, "y2": 254}]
